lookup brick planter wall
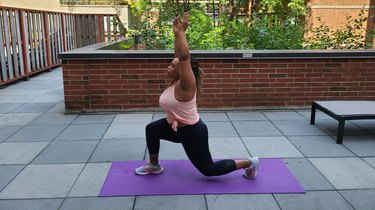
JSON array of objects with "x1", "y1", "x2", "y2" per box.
[{"x1": 61, "y1": 55, "x2": 375, "y2": 112}]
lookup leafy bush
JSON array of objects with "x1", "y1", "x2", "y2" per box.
[
  {"x1": 305, "y1": 10, "x2": 374, "y2": 49},
  {"x1": 128, "y1": 0, "x2": 373, "y2": 50}
]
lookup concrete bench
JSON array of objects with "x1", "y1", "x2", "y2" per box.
[{"x1": 310, "y1": 100, "x2": 375, "y2": 144}]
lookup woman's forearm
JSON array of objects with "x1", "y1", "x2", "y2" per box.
[
  {"x1": 174, "y1": 32, "x2": 180, "y2": 58},
  {"x1": 176, "y1": 30, "x2": 190, "y2": 62}
]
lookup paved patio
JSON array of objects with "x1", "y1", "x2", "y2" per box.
[{"x1": 0, "y1": 67, "x2": 375, "y2": 210}]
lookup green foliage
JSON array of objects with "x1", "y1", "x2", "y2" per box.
[
  {"x1": 249, "y1": 17, "x2": 305, "y2": 49},
  {"x1": 101, "y1": 38, "x2": 134, "y2": 50},
  {"x1": 220, "y1": 18, "x2": 250, "y2": 49},
  {"x1": 287, "y1": 0, "x2": 307, "y2": 17},
  {"x1": 112, "y1": 19, "x2": 127, "y2": 37},
  {"x1": 187, "y1": 8, "x2": 221, "y2": 50},
  {"x1": 128, "y1": 0, "x2": 373, "y2": 50}
]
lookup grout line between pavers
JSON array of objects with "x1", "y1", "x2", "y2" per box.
[
  {"x1": 203, "y1": 194, "x2": 209, "y2": 210},
  {"x1": 336, "y1": 190, "x2": 357, "y2": 210},
  {"x1": 225, "y1": 112, "x2": 252, "y2": 157},
  {"x1": 271, "y1": 194, "x2": 282, "y2": 210}
]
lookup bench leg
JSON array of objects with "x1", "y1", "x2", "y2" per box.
[
  {"x1": 310, "y1": 102, "x2": 316, "y2": 125},
  {"x1": 337, "y1": 119, "x2": 345, "y2": 144}
]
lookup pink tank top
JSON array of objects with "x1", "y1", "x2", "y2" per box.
[{"x1": 159, "y1": 84, "x2": 200, "y2": 131}]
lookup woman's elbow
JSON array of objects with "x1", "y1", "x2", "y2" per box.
[{"x1": 179, "y1": 54, "x2": 189, "y2": 62}]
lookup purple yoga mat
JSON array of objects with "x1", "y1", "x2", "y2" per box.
[{"x1": 99, "y1": 159, "x2": 304, "y2": 196}]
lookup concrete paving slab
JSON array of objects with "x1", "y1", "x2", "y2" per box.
[
  {"x1": 340, "y1": 189, "x2": 375, "y2": 210},
  {"x1": 28, "y1": 95, "x2": 64, "y2": 103},
  {"x1": 309, "y1": 158, "x2": 375, "y2": 189},
  {"x1": 199, "y1": 112, "x2": 229, "y2": 121},
  {"x1": 298, "y1": 110, "x2": 333, "y2": 120},
  {"x1": 89, "y1": 139, "x2": 146, "y2": 162},
  {"x1": 2, "y1": 81, "x2": 34, "y2": 90},
  {"x1": 6, "y1": 125, "x2": 67, "y2": 142},
  {"x1": 206, "y1": 194, "x2": 279, "y2": 210},
  {"x1": 56, "y1": 124, "x2": 109, "y2": 141},
  {"x1": 158, "y1": 141, "x2": 189, "y2": 160},
  {"x1": 0, "y1": 113, "x2": 41, "y2": 126},
  {"x1": 0, "y1": 125, "x2": 23, "y2": 142},
  {"x1": 363, "y1": 157, "x2": 375, "y2": 168},
  {"x1": 32, "y1": 140, "x2": 99, "y2": 164},
  {"x1": 11, "y1": 103, "x2": 58, "y2": 113},
  {"x1": 0, "y1": 165, "x2": 25, "y2": 192},
  {"x1": 352, "y1": 120, "x2": 375, "y2": 134},
  {"x1": 134, "y1": 195, "x2": 206, "y2": 210},
  {"x1": 151, "y1": 112, "x2": 163, "y2": 119},
  {"x1": 44, "y1": 89, "x2": 64, "y2": 95},
  {"x1": 0, "y1": 164, "x2": 84, "y2": 199},
  {"x1": 342, "y1": 136, "x2": 375, "y2": 156},
  {"x1": 72, "y1": 114, "x2": 116, "y2": 124},
  {"x1": 274, "y1": 191, "x2": 353, "y2": 210},
  {"x1": 242, "y1": 136, "x2": 303, "y2": 158},
  {"x1": 0, "y1": 103, "x2": 22, "y2": 113},
  {"x1": 204, "y1": 121, "x2": 238, "y2": 137},
  {"x1": 29, "y1": 113, "x2": 78, "y2": 125},
  {"x1": 68, "y1": 163, "x2": 111, "y2": 197},
  {"x1": 112, "y1": 113, "x2": 153, "y2": 123},
  {"x1": 273, "y1": 120, "x2": 327, "y2": 136},
  {"x1": 60, "y1": 197, "x2": 135, "y2": 210},
  {"x1": 315, "y1": 119, "x2": 370, "y2": 136},
  {"x1": 0, "y1": 95, "x2": 36, "y2": 103},
  {"x1": 282, "y1": 158, "x2": 334, "y2": 191},
  {"x1": 0, "y1": 142, "x2": 49, "y2": 164},
  {"x1": 103, "y1": 122, "x2": 148, "y2": 139},
  {"x1": 47, "y1": 103, "x2": 65, "y2": 113},
  {"x1": 208, "y1": 137, "x2": 250, "y2": 159},
  {"x1": 232, "y1": 121, "x2": 282, "y2": 137},
  {"x1": 0, "y1": 89, "x2": 48, "y2": 96},
  {"x1": 226, "y1": 111, "x2": 267, "y2": 121},
  {"x1": 37, "y1": 80, "x2": 63, "y2": 89},
  {"x1": 263, "y1": 111, "x2": 306, "y2": 120},
  {"x1": 0, "y1": 199, "x2": 63, "y2": 210},
  {"x1": 288, "y1": 136, "x2": 355, "y2": 157}
]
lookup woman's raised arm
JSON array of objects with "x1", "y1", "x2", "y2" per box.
[{"x1": 174, "y1": 13, "x2": 196, "y2": 101}]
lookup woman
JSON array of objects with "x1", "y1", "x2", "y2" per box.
[{"x1": 135, "y1": 12, "x2": 259, "y2": 179}]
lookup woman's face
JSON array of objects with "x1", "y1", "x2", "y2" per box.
[{"x1": 167, "y1": 58, "x2": 180, "y2": 80}]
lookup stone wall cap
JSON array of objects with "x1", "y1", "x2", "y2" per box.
[{"x1": 59, "y1": 40, "x2": 375, "y2": 60}]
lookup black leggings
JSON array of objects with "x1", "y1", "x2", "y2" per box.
[{"x1": 146, "y1": 118, "x2": 237, "y2": 176}]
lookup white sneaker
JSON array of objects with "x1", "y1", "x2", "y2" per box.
[
  {"x1": 243, "y1": 157, "x2": 259, "y2": 179},
  {"x1": 135, "y1": 162, "x2": 164, "y2": 175}
]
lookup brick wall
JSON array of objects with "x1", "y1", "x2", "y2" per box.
[
  {"x1": 307, "y1": 0, "x2": 373, "y2": 38},
  {"x1": 62, "y1": 58, "x2": 375, "y2": 112}
]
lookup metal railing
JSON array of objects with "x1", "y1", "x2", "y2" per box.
[{"x1": 0, "y1": 6, "x2": 123, "y2": 86}]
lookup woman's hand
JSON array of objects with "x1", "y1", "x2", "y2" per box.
[
  {"x1": 172, "y1": 15, "x2": 180, "y2": 35},
  {"x1": 179, "y1": 12, "x2": 189, "y2": 32},
  {"x1": 173, "y1": 12, "x2": 189, "y2": 34}
]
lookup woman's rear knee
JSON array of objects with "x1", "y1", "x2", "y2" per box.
[{"x1": 199, "y1": 168, "x2": 215, "y2": 177}]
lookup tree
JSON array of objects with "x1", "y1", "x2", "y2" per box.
[{"x1": 128, "y1": 0, "x2": 307, "y2": 50}]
